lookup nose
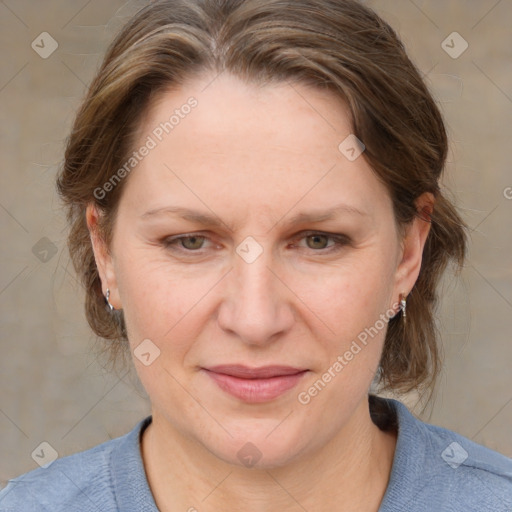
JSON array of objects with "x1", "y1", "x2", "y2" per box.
[{"x1": 217, "y1": 244, "x2": 295, "y2": 346}]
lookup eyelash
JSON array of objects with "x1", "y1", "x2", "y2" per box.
[{"x1": 161, "y1": 231, "x2": 350, "y2": 256}]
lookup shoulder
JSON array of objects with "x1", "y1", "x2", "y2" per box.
[
  {"x1": 381, "y1": 397, "x2": 512, "y2": 511},
  {"x1": 0, "y1": 437, "x2": 120, "y2": 512},
  {"x1": 0, "y1": 417, "x2": 150, "y2": 512},
  {"x1": 418, "y1": 417, "x2": 512, "y2": 509}
]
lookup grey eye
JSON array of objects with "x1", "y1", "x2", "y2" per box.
[
  {"x1": 305, "y1": 234, "x2": 330, "y2": 250},
  {"x1": 179, "y1": 236, "x2": 206, "y2": 250}
]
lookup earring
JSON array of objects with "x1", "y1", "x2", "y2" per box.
[
  {"x1": 399, "y1": 293, "x2": 407, "y2": 323},
  {"x1": 105, "y1": 288, "x2": 115, "y2": 312}
]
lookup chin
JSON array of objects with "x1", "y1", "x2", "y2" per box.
[{"x1": 198, "y1": 423, "x2": 311, "y2": 470}]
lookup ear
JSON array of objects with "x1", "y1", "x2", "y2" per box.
[
  {"x1": 85, "y1": 203, "x2": 122, "y2": 310},
  {"x1": 392, "y1": 192, "x2": 434, "y2": 304}
]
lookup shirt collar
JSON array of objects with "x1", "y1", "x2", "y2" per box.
[{"x1": 111, "y1": 415, "x2": 158, "y2": 511}]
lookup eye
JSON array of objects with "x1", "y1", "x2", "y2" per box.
[
  {"x1": 161, "y1": 231, "x2": 350, "y2": 256},
  {"x1": 305, "y1": 233, "x2": 330, "y2": 250},
  {"x1": 163, "y1": 234, "x2": 209, "y2": 251},
  {"x1": 294, "y1": 231, "x2": 351, "y2": 252}
]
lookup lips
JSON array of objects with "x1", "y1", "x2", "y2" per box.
[
  {"x1": 201, "y1": 364, "x2": 309, "y2": 403},
  {"x1": 204, "y1": 364, "x2": 307, "y2": 379}
]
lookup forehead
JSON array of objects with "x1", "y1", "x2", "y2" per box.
[
  {"x1": 142, "y1": 72, "x2": 353, "y2": 149},
  {"x1": 119, "y1": 71, "x2": 390, "y2": 225}
]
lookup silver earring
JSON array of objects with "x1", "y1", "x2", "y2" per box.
[
  {"x1": 105, "y1": 288, "x2": 115, "y2": 311},
  {"x1": 400, "y1": 293, "x2": 407, "y2": 323}
]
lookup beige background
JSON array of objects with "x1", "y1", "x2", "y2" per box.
[{"x1": 0, "y1": 0, "x2": 511, "y2": 487}]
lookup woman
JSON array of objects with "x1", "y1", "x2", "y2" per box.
[{"x1": 1, "y1": 0, "x2": 511, "y2": 510}]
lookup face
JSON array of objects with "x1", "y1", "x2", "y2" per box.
[{"x1": 88, "y1": 72, "x2": 430, "y2": 468}]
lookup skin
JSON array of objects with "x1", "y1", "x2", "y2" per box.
[{"x1": 87, "y1": 71, "x2": 433, "y2": 511}]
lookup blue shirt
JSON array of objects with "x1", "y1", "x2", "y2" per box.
[{"x1": 1, "y1": 397, "x2": 511, "y2": 511}]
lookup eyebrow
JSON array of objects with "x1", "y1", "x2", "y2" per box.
[{"x1": 140, "y1": 203, "x2": 368, "y2": 230}]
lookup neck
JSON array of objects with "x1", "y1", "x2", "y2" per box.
[{"x1": 141, "y1": 397, "x2": 397, "y2": 512}]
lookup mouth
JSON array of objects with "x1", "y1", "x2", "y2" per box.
[{"x1": 201, "y1": 365, "x2": 309, "y2": 403}]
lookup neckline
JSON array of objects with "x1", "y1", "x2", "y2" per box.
[{"x1": 112, "y1": 397, "x2": 420, "y2": 511}]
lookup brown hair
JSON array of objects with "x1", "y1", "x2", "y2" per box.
[{"x1": 56, "y1": 0, "x2": 467, "y2": 396}]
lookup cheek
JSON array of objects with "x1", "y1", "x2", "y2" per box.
[
  {"x1": 114, "y1": 245, "x2": 215, "y2": 335},
  {"x1": 306, "y1": 248, "x2": 395, "y2": 331},
  {"x1": 302, "y1": 248, "x2": 397, "y2": 384},
  {"x1": 295, "y1": 259, "x2": 394, "y2": 414}
]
